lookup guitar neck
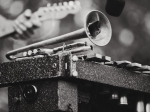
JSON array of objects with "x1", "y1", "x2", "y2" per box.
[
  {"x1": 0, "y1": 23, "x2": 15, "y2": 39},
  {"x1": 0, "y1": 1, "x2": 81, "y2": 39}
]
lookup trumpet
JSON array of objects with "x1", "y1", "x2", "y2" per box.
[{"x1": 6, "y1": 10, "x2": 112, "y2": 60}]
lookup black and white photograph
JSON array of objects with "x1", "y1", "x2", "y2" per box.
[{"x1": 0, "y1": 0, "x2": 150, "y2": 112}]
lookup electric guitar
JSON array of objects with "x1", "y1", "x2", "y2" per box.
[{"x1": 0, "y1": 1, "x2": 81, "y2": 39}]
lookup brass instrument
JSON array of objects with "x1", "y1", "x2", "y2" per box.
[{"x1": 6, "y1": 10, "x2": 112, "y2": 60}]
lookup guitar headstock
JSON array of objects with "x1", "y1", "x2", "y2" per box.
[{"x1": 35, "y1": 0, "x2": 81, "y2": 21}]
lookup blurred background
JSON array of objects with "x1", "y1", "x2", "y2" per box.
[{"x1": 0, "y1": 0, "x2": 150, "y2": 111}]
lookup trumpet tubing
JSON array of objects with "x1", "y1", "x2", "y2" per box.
[{"x1": 6, "y1": 10, "x2": 112, "y2": 60}]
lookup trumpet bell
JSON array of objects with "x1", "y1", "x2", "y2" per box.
[{"x1": 85, "y1": 10, "x2": 112, "y2": 46}]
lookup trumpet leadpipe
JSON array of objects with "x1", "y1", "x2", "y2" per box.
[{"x1": 6, "y1": 28, "x2": 86, "y2": 60}]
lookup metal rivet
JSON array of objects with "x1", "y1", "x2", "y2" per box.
[{"x1": 72, "y1": 71, "x2": 78, "y2": 77}]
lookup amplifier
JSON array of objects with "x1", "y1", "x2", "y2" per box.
[{"x1": 0, "y1": 52, "x2": 150, "y2": 112}]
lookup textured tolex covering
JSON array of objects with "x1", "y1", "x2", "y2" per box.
[
  {"x1": 1, "y1": 53, "x2": 150, "y2": 93},
  {"x1": 0, "y1": 52, "x2": 72, "y2": 87},
  {"x1": 1, "y1": 52, "x2": 150, "y2": 112},
  {"x1": 76, "y1": 61, "x2": 150, "y2": 93}
]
